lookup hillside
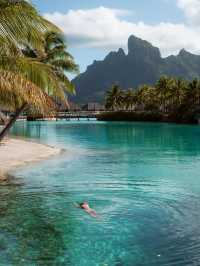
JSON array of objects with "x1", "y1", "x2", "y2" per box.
[{"x1": 72, "y1": 35, "x2": 200, "y2": 103}]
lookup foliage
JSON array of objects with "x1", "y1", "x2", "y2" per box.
[
  {"x1": 97, "y1": 111, "x2": 163, "y2": 122},
  {"x1": 72, "y1": 35, "x2": 200, "y2": 104},
  {"x1": 0, "y1": 0, "x2": 77, "y2": 114},
  {"x1": 105, "y1": 76, "x2": 200, "y2": 123}
]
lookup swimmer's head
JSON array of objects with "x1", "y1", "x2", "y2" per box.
[{"x1": 79, "y1": 202, "x2": 88, "y2": 208}]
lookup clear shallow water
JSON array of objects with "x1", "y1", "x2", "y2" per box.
[{"x1": 1, "y1": 121, "x2": 200, "y2": 265}]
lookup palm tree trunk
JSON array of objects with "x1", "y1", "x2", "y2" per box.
[
  {"x1": 0, "y1": 103, "x2": 27, "y2": 142},
  {"x1": 0, "y1": 111, "x2": 8, "y2": 125}
]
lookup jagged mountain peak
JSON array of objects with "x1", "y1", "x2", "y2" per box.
[
  {"x1": 104, "y1": 48, "x2": 125, "y2": 61},
  {"x1": 128, "y1": 35, "x2": 161, "y2": 60},
  {"x1": 118, "y1": 48, "x2": 126, "y2": 56},
  {"x1": 72, "y1": 35, "x2": 200, "y2": 103},
  {"x1": 178, "y1": 48, "x2": 198, "y2": 57},
  {"x1": 179, "y1": 48, "x2": 187, "y2": 55},
  {"x1": 128, "y1": 35, "x2": 153, "y2": 51}
]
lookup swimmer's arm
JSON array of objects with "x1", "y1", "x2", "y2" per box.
[{"x1": 73, "y1": 202, "x2": 80, "y2": 208}]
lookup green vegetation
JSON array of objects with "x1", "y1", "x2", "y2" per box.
[
  {"x1": 0, "y1": 0, "x2": 78, "y2": 141},
  {"x1": 100, "y1": 77, "x2": 200, "y2": 124},
  {"x1": 97, "y1": 111, "x2": 163, "y2": 122},
  {"x1": 72, "y1": 35, "x2": 200, "y2": 104}
]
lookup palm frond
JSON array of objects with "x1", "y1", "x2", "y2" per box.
[
  {"x1": 46, "y1": 46, "x2": 73, "y2": 60},
  {"x1": 0, "y1": 3, "x2": 77, "y2": 118},
  {"x1": 0, "y1": 0, "x2": 61, "y2": 54},
  {"x1": 0, "y1": 70, "x2": 55, "y2": 113},
  {"x1": 0, "y1": 56, "x2": 69, "y2": 100},
  {"x1": 45, "y1": 32, "x2": 65, "y2": 48},
  {"x1": 55, "y1": 71, "x2": 76, "y2": 95},
  {"x1": 50, "y1": 59, "x2": 79, "y2": 73}
]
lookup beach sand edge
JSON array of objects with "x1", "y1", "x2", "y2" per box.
[{"x1": 0, "y1": 138, "x2": 61, "y2": 182}]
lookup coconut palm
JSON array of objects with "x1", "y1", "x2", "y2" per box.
[
  {"x1": 123, "y1": 89, "x2": 137, "y2": 110},
  {"x1": 23, "y1": 32, "x2": 79, "y2": 93},
  {"x1": 23, "y1": 32, "x2": 79, "y2": 110},
  {"x1": 104, "y1": 76, "x2": 200, "y2": 123},
  {"x1": 0, "y1": 0, "x2": 59, "y2": 55},
  {"x1": 186, "y1": 79, "x2": 200, "y2": 106},
  {"x1": 43, "y1": 32, "x2": 79, "y2": 77},
  {"x1": 0, "y1": 0, "x2": 77, "y2": 141},
  {"x1": 169, "y1": 79, "x2": 187, "y2": 112},
  {"x1": 134, "y1": 85, "x2": 149, "y2": 111},
  {"x1": 105, "y1": 85, "x2": 123, "y2": 111},
  {"x1": 142, "y1": 86, "x2": 159, "y2": 111},
  {"x1": 156, "y1": 76, "x2": 173, "y2": 112},
  {"x1": 0, "y1": 111, "x2": 7, "y2": 125}
]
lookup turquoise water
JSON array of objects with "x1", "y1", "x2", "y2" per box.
[{"x1": 1, "y1": 121, "x2": 200, "y2": 265}]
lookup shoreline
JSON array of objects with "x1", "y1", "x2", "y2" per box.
[
  {"x1": 96, "y1": 111, "x2": 198, "y2": 124},
  {"x1": 0, "y1": 137, "x2": 61, "y2": 182}
]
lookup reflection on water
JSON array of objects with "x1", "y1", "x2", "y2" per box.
[
  {"x1": 12, "y1": 121, "x2": 200, "y2": 156},
  {"x1": 0, "y1": 121, "x2": 200, "y2": 265}
]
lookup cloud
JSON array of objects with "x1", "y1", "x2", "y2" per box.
[
  {"x1": 44, "y1": 5, "x2": 200, "y2": 57},
  {"x1": 177, "y1": 0, "x2": 200, "y2": 26}
]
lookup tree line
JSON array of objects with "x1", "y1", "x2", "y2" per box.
[{"x1": 105, "y1": 77, "x2": 200, "y2": 122}]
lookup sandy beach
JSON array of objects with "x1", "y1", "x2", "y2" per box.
[{"x1": 0, "y1": 138, "x2": 61, "y2": 180}]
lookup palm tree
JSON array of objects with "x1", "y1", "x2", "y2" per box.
[
  {"x1": 171, "y1": 79, "x2": 200, "y2": 122},
  {"x1": 0, "y1": 0, "x2": 77, "y2": 141},
  {"x1": 0, "y1": 111, "x2": 7, "y2": 125},
  {"x1": 169, "y1": 78, "x2": 187, "y2": 112},
  {"x1": 134, "y1": 85, "x2": 158, "y2": 111},
  {"x1": 156, "y1": 76, "x2": 173, "y2": 112},
  {"x1": 43, "y1": 32, "x2": 79, "y2": 82},
  {"x1": 134, "y1": 85, "x2": 150, "y2": 111},
  {"x1": 123, "y1": 89, "x2": 137, "y2": 111},
  {"x1": 23, "y1": 31, "x2": 79, "y2": 110},
  {"x1": 186, "y1": 79, "x2": 200, "y2": 106},
  {"x1": 143, "y1": 86, "x2": 159, "y2": 111},
  {"x1": 103, "y1": 76, "x2": 200, "y2": 123},
  {"x1": 105, "y1": 85, "x2": 123, "y2": 111}
]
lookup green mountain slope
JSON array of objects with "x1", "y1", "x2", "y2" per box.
[{"x1": 72, "y1": 35, "x2": 200, "y2": 103}]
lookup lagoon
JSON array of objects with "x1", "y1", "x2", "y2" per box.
[{"x1": 1, "y1": 121, "x2": 200, "y2": 265}]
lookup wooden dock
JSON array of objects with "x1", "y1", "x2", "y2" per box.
[
  {"x1": 56, "y1": 111, "x2": 98, "y2": 120},
  {"x1": 27, "y1": 111, "x2": 103, "y2": 121}
]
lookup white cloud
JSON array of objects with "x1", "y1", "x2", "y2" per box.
[
  {"x1": 44, "y1": 5, "x2": 200, "y2": 57},
  {"x1": 177, "y1": 0, "x2": 200, "y2": 26}
]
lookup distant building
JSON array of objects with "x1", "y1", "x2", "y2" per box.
[
  {"x1": 69, "y1": 102, "x2": 81, "y2": 111},
  {"x1": 82, "y1": 103, "x2": 105, "y2": 111},
  {"x1": 51, "y1": 97, "x2": 69, "y2": 111}
]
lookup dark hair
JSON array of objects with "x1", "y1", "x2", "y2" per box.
[{"x1": 79, "y1": 203, "x2": 85, "y2": 208}]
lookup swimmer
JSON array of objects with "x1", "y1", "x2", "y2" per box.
[{"x1": 75, "y1": 202, "x2": 98, "y2": 218}]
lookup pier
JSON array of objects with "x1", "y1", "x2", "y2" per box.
[
  {"x1": 26, "y1": 111, "x2": 103, "y2": 121},
  {"x1": 56, "y1": 111, "x2": 99, "y2": 120}
]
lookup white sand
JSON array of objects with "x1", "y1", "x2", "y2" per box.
[{"x1": 0, "y1": 138, "x2": 61, "y2": 180}]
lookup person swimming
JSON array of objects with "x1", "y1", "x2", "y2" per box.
[{"x1": 78, "y1": 202, "x2": 98, "y2": 218}]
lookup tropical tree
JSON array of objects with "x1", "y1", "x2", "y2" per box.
[
  {"x1": 186, "y1": 79, "x2": 200, "y2": 106},
  {"x1": 23, "y1": 31, "x2": 79, "y2": 110},
  {"x1": 105, "y1": 85, "x2": 124, "y2": 111},
  {"x1": 123, "y1": 89, "x2": 137, "y2": 110},
  {"x1": 169, "y1": 78, "x2": 187, "y2": 112},
  {"x1": 156, "y1": 76, "x2": 173, "y2": 112},
  {"x1": 141, "y1": 86, "x2": 159, "y2": 111},
  {"x1": 0, "y1": 111, "x2": 7, "y2": 125},
  {"x1": 134, "y1": 85, "x2": 151, "y2": 111},
  {"x1": 43, "y1": 32, "x2": 79, "y2": 76},
  {"x1": 0, "y1": 0, "x2": 77, "y2": 141}
]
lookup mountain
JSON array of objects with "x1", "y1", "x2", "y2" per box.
[{"x1": 72, "y1": 35, "x2": 200, "y2": 103}]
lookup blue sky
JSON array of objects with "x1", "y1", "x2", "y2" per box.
[
  {"x1": 33, "y1": 0, "x2": 184, "y2": 24},
  {"x1": 32, "y1": 0, "x2": 200, "y2": 77}
]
